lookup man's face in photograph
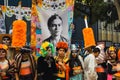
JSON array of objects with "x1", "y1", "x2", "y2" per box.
[{"x1": 49, "y1": 17, "x2": 62, "y2": 37}]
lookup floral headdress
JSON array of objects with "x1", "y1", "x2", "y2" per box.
[
  {"x1": 109, "y1": 46, "x2": 115, "y2": 51},
  {"x1": 56, "y1": 42, "x2": 68, "y2": 52},
  {"x1": 0, "y1": 44, "x2": 8, "y2": 50},
  {"x1": 40, "y1": 41, "x2": 55, "y2": 57}
]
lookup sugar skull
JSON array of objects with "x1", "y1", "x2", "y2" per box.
[
  {"x1": 50, "y1": 1, "x2": 59, "y2": 11},
  {"x1": 58, "y1": 0, "x2": 66, "y2": 10},
  {"x1": 14, "y1": 7, "x2": 24, "y2": 19},
  {"x1": 42, "y1": 0, "x2": 51, "y2": 10},
  {"x1": 23, "y1": 7, "x2": 31, "y2": 21},
  {"x1": 5, "y1": 6, "x2": 15, "y2": 17}
]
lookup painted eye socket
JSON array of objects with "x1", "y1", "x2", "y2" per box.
[
  {"x1": 11, "y1": 10, "x2": 14, "y2": 13},
  {"x1": 25, "y1": 12, "x2": 27, "y2": 14},
  {"x1": 72, "y1": 53, "x2": 77, "y2": 55},
  {"x1": 3, "y1": 39, "x2": 10, "y2": 41},
  {"x1": 62, "y1": 2, "x2": 65, "y2": 5},
  {"x1": 51, "y1": 4, "x2": 57, "y2": 8},
  {"x1": 28, "y1": 11, "x2": 31, "y2": 14},
  {"x1": 0, "y1": 50, "x2": 5, "y2": 54}
]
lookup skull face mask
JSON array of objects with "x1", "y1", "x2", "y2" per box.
[{"x1": 2, "y1": 36, "x2": 11, "y2": 46}]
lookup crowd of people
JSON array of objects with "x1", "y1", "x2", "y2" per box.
[{"x1": 1, "y1": 35, "x2": 120, "y2": 80}]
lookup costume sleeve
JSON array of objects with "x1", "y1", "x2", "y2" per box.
[
  {"x1": 87, "y1": 55, "x2": 98, "y2": 79},
  {"x1": 69, "y1": 60, "x2": 74, "y2": 77},
  {"x1": 107, "y1": 63, "x2": 117, "y2": 74},
  {"x1": 78, "y1": 55, "x2": 84, "y2": 69},
  {"x1": 37, "y1": 57, "x2": 44, "y2": 73},
  {"x1": 51, "y1": 57, "x2": 58, "y2": 73}
]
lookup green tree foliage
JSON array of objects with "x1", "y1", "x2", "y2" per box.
[{"x1": 74, "y1": 0, "x2": 120, "y2": 24}]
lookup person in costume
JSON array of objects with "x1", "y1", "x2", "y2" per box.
[
  {"x1": 14, "y1": 46, "x2": 37, "y2": 80},
  {"x1": 37, "y1": 41, "x2": 57, "y2": 80},
  {"x1": 115, "y1": 60, "x2": 120, "y2": 80},
  {"x1": 106, "y1": 46, "x2": 118, "y2": 80},
  {"x1": 1, "y1": 35, "x2": 11, "y2": 46},
  {"x1": 69, "y1": 44, "x2": 84, "y2": 80},
  {"x1": 95, "y1": 44, "x2": 107, "y2": 80},
  {"x1": 0, "y1": 34, "x2": 13, "y2": 60},
  {"x1": 54, "y1": 41, "x2": 70, "y2": 80},
  {"x1": 0, "y1": 44, "x2": 17, "y2": 80},
  {"x1": 84, "y1": 47, "x2": 100, "y2": 80}
]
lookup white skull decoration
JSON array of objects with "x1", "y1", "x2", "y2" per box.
[
  {"x1": 5, "y1": 6, "x2": 15, "y2": 17},
  {"x1": 50, "y1": 0, "x2": 59, "y2": 11},
  {"x1": 42, "y1": 0, "x2": 51, "y2": 10},
  {"x1": 23, "y1": 7, "x2": 31, "y2": 21},
  {"x1": 14, "y1": 7, "x2": 24, "y2": 20},
  {"x1": 58, "y1": 0, "x2": 66, "y2": 10}
]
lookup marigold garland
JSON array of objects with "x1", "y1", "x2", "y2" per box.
[
  {"x1": 37, "y1": 0, "x2": 42, "y2": 7},
  {"x1": 31, "y1": 23, "x2": 36, "y2": 47},
  {"x1": 1, "y1": 6, "x2": 7, "y2": 12},
  {"x1": 118, "y1": 49, "x2": 120, "y2": 61},
  {"x1": 31, "y1": 4, "x2": 38, "y2": 16},
  {"x1": 12, "y1": 20, "x2": 27, "y2": 47},
  {"x1": 66, "y1": 0, "x2": 74, "y2": 6}
]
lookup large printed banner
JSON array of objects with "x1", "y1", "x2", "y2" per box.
[
  {"x1": 36, "y1": 0, "x2": 74, "y2": 46},
  {"x1": 30, "y1": 0, "x2": 74, "y2": 57}
]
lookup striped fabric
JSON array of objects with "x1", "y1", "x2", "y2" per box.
[{"x1": 14, "y1": 53, "x2": 36, "y2": 78}]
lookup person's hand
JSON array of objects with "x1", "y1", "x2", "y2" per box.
[
  {"x1": 10, "y1": 60, "x2": 15, "y2": 65},
  {"x1": 58, "y1": 61, "x2": 66, "y2": 71},
  {"x1": 73, "y1": 72, "x2": 77, "y2": 75},
  {"x1": 113, "y1": 66, "x2": 117, "y2": 71},
  {"x1": 58, "y1": 61, "x2": 63, "y2": 66},
  {"x1": 58, "y1": 61, "x2": 63, "y2": 69},
  {"x1": 73, "y1": 71, "x2": 79, "y2": 75}
]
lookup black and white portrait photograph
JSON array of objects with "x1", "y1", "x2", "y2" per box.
[
  {"x1": 37, "y1": 7, "x2": 69, "y2": 46},
  {"x1": 43, "y1": 14, "x2": 68, "y2": 45}
]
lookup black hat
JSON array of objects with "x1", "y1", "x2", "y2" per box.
[{"x1": 20, "y1": 46, "x2": 31, "y2": 54}]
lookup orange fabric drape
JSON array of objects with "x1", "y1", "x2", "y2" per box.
[
  {"x1": 118, "y1": 49, "x2": 120, "y2": 61},
  {"x1": 65, "y1": 64, "x2": 70, "y2": 80}
]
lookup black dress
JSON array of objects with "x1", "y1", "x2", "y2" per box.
[{"x1": 37, "y1": 56, "x2": 57, "y2": 80}]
